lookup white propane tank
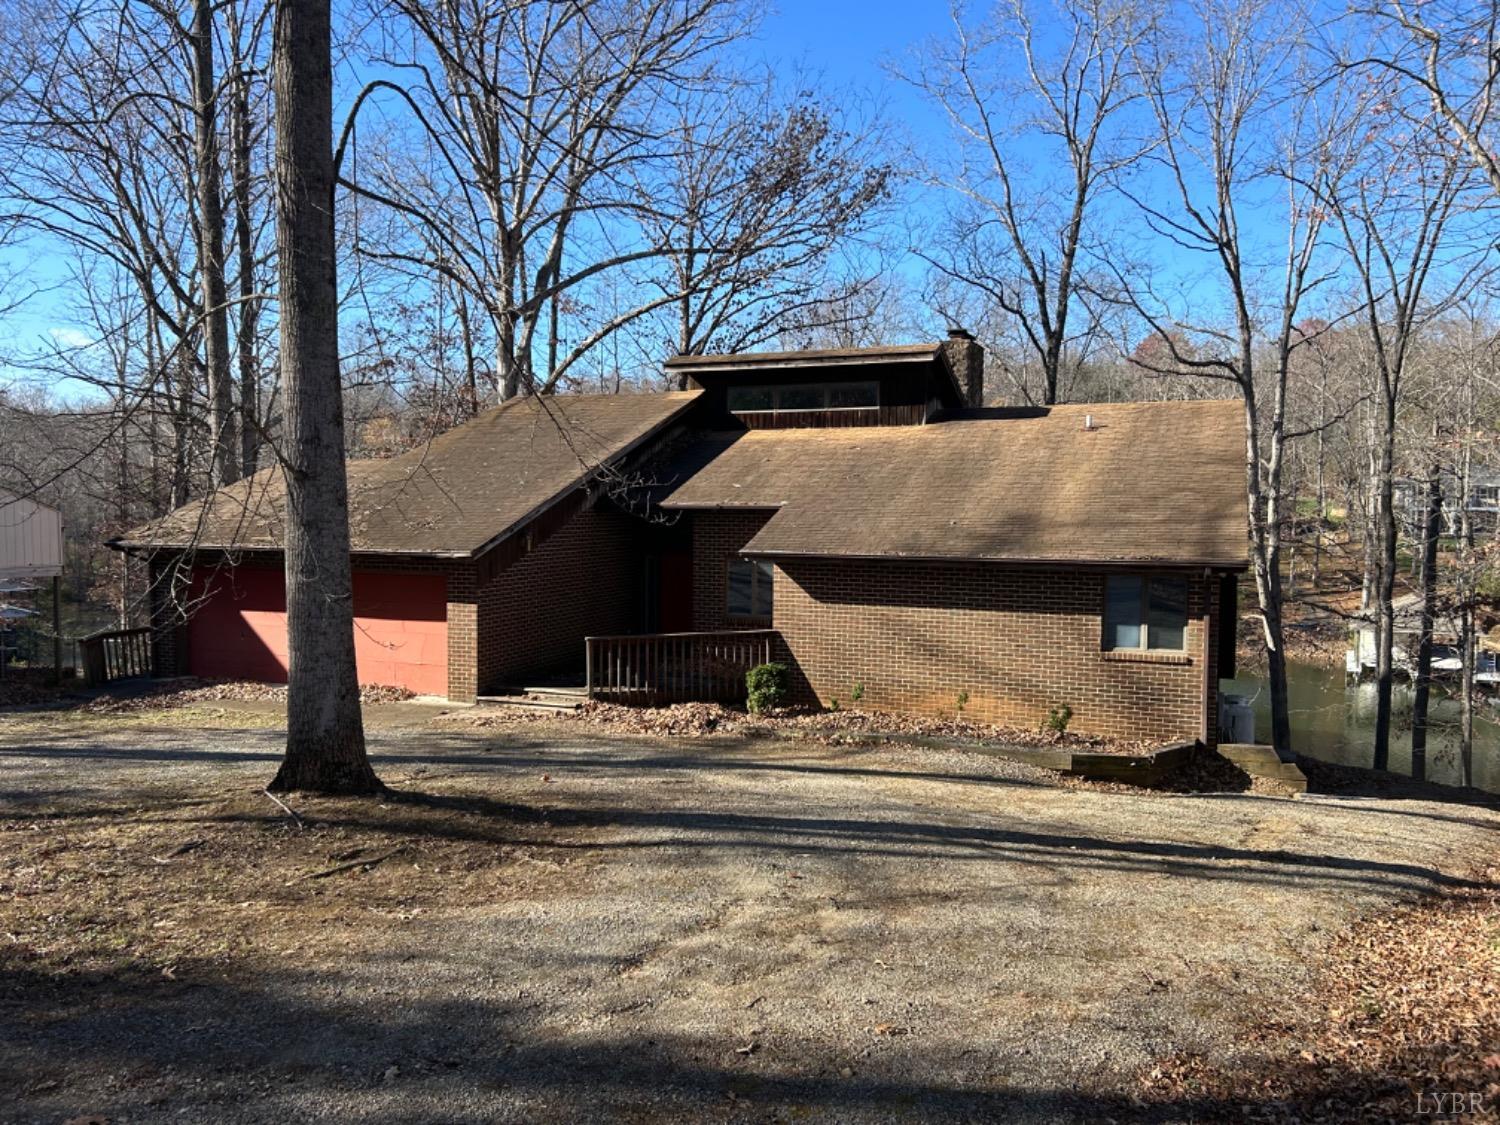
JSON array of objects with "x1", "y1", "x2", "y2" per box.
[{"x1": 1218, "y1": 693, "x2": 1255, "y2": 744}]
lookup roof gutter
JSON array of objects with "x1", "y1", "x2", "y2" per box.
[
  {"x1": 741, "y1": 547, "x2": 1250, "y2": 571},
  {"x1": 106, "y1": 540, "x2": 471, "y2": 561},
  {"x1": 665, "y1": 351, "x2": 939, "y2": 375}
]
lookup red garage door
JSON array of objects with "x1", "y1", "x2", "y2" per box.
[{"x1": 186, "y1": 566, "x2": 448, "y2": 696}]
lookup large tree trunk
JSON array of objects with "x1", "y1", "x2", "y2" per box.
[
  {"x1": 1244, "y1": 393, "x2": 1294, "y2": 756},
  {"x1": 1458, "y1": 433, "x2": 1476, "y2": 788},
  {"x1": 191, "y1": 0, "x2": 239, "y2": 488},
  {"x1": 268, "y1": 0, "x2": 379, "y2": 795},
  {"x1": 227, "y1": 8, "x2": 261, "y2": 477},
  {"x1": 171, "y1": 345, "x2": 193, "y2": 508},
  {"x1": 498, "y1": 312, "x2": 524, "y2": 400},
  {"x1": 1371, "y1": 389, "x2": 1398, "y2": 772},
  {"x1": 1409, "y1": 454, "x2": 1442, "y2": 780}
]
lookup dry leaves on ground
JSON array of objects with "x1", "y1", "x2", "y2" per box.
[
  {"x1": 444, "y1": 700, "x2": 1161, "y2": 755},
  {"x1": 1141, "y1": 865, "x2": 1500, "y2": 1122},
  {"x1": 1, "y1": 785, "x2": 576, "y2": 981},
  {"x1": 77, "y1": 679, "x2": 414, "y2": 714},
  {"x1": 0, "y1": 674, "x2": 71, "y2": 709}
]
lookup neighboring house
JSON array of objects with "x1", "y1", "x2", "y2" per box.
[
  {"x1": 1394, "y1": 467, "x2": 1500, "y2": 536},
  {"x1": 1, "y1": 492, "x2": 65, "y2": 674},
  {"x1": 110, "y1": 332, "x2": 1247, "y2": 745}
]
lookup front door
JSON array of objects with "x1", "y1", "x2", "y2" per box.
[{"x1": 658, "y1": 550, "x2": 694, "y2": 633}]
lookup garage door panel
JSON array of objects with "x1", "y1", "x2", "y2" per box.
[
  {"x1": 352, "y1": 571, "x2": 447, "y2": 622},
  {"x1": 187, "y1": 566, "x2": 448, "y2": 695},
  {"x1": 187, "y1": 568, "x2": 289, "y2": 683}
]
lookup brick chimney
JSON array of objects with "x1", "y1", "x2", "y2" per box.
[{"x1": 941, "y1": 327, "x2": 984, "y2": 407}]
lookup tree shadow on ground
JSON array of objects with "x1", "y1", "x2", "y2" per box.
[
  {"x1": 0, "y1": 958, "x2": 1437, "y2": 1124},
  {"x1": 7, "y1": 777, "x2": 1486, "y2": 901}
]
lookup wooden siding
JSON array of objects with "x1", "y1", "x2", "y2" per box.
[{"x1": 686, "y1": 358, "x2": 957, "y2": 428}]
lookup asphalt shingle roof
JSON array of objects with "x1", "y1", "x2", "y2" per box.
[
  {"x1": 115, "y1": 392, "x2": 701, "y2": 557},
  {"x1": 658, "y1": 400, "x2": 1248, "y2": 567}
]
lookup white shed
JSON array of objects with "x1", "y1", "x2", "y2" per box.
[{"x1": 0, "y1": 492, "x2": 64, "y2": 579}]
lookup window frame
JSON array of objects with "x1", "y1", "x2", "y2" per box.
[
  {"x1": 726, "y1": 381, "x2": 880, "y2": 415},
  {"x1": 1101, "y1": 573, "x2": 1189, "y2": 653},
  {"x1": 726, "y1": 556, "x2": 774, "y2": 622}
]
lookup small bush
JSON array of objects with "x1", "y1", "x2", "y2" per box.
[
  {"x1": 851, "y1": 681, "x2": 864, "y2": 704},
  {"x1": 829, "y1": 697, "x2": 841, "y2": 712},
  {"x1": 1045, "y1": 703, "x2": 1073, "y2": 734},
  {"x1": 955, "y1": 690, "x2": 969, "y2": 714},
  {"x1": 746, "y1": 662, "x2": 791, "y2": 714}
]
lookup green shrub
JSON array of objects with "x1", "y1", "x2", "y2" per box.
[
  {"x1": 1046, "y1": 703, "x2": 1073, "y2": 734},
  {"x1": 851, "y1": 681, "x2": 864, "y2": 704},
  {"x1": 746, "y1": 662, "x2": 791, "y2": 714},
  {"x1": 955, "y1": 690, "x2": 969, "y2": 714},
  {"x1": 829, "y1": 697, "x2": 841, "y2": 712}
]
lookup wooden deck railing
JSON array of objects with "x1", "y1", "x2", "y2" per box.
[
  {"x1": 586, "y1": 629, "x2": 775, "y2": 705},
  {"x1": 80, "y1": 626, "x2": 154, "y2": 687}
]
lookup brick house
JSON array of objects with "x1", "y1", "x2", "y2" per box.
[{"x1": 111, "y1": 333, "x2": 1247, "y2": 745}]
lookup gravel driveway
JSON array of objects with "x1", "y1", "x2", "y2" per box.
[{"x1": 2, "y1": 709, "x2": 1496, "y2": 1123}]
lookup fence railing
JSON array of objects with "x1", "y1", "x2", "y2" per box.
[
  {"x1": 80, "y1": 627, "x2": 154, "y2": 687},
  {"x1": 586, "y1": 629, "x2": 775, "y2": 706}
]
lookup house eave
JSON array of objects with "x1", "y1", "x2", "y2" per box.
[
  {"x1": 107, "y1": 393, "x2": 703, "y2": 565},
  {"x1": 740, "y1": 547, "x2": 1250, "y2": 571},
  {"x1": 664, "y1": 346, "x2": 940, "y2": 375},
  {"x1": 656, "y1": 501, "x2": 786, "y2": 512},
  {"x1": 106, "y1": 539, "x2": 471, "y2": 561}
]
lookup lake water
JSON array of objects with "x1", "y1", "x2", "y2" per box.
[{"x1": 1223, "y1": 661, "x2": 1500, "y2": 793}]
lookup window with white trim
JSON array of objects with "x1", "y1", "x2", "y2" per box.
[
  {"x1": 727, "y1": 557, "x2": 773, "y2": 620},
  {"x1": 1103, "y1": 575, "x2": 1187, "y2": 651}
]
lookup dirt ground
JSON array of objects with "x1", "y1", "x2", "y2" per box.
[{"x1": 2, "y1": 700, "x2": 1497, "y2": 1123}]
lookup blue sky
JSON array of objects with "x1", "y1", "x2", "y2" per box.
[
  {"x1": 756, "y1": 0, "x2": 951, "y2": 114},
  {"x1": 2, "y1": 0, "x2": 967, "y2": 392},
  {"x1": 2, "y1": 4, "x2": 944, "y2": 362},
  {"x1": 1, "y1": 0, "x2": 1401, "y2": 396}
]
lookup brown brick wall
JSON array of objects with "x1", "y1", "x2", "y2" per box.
[
  {"x1": 476, "y1": 504, "x2": 642, "y2": 691},
  {"x1": 445, "y1": 561, "x2": 478, "y2": 702},
  {"x1": 772, "y1": 559, "x2": 1216, "y2": 744},
  {"x1": 146, "y1": 555, "x2": 189, "y2": 677},
  {"x1": 691, "y1": 510, "x2": 774, "y2": 630}
]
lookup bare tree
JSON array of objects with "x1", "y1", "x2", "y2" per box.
[
  {"x1": 1344, "y1": 0, "x2": 1500, "y2": 198},
  {"x1": 267, "y1": 0, "x2": 379, "y2": 794},
  {"x1": 1324, "y1": 119, "x2": 1476, "y2": 771},
  {"x1": 1111, "y1": 0, "x2": 1364, "y2": 755},
  {"x1": 184, "y1": 0, "x2": 238, "y2": 486},
  {"x1": 905, "y1": 0, "x2": 1157, "y2": 405},
  {"x1": 0, "y1": 0, "x2": 276, "y2": 512},
  {"x1": 349, "y1": 0, "x2": 741, "y2": 399},
  {"x1": 649, "y1": 79, "x2": 893, "y2": 368},
  {"x1": 225, "y1": 0, "x2": 273, "y2": 476}
]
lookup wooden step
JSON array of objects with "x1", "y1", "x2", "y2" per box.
[
  {"x1": 476, "y1": 687, "x2": 587, "y2": 714},
  {"x1": 1217, "y1": 742, "x2": 1309, "y2": 793}
]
